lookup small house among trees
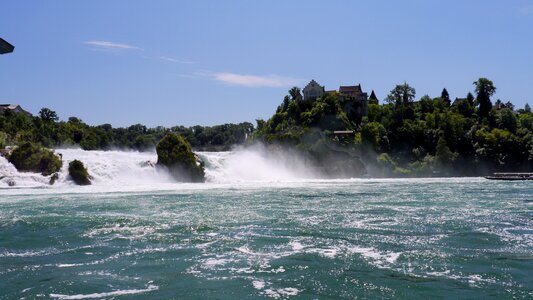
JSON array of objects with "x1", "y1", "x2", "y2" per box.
[
  {"x1": 300, "y1": 79, "x2": 370, "y2": 118},
  {"x1": 0, "y1": 104, "x2": 32, "y2": 116},
  {"x1": 302, "y1": 80, "x2": 325, "y2": 102}
]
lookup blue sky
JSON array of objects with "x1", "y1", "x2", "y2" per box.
[{"x1": 1, "y1": 0, "x2": 532, "y2": 127}]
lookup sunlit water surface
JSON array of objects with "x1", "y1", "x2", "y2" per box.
[{"x1": 0, "y1": 150, "x2": 532, "y2": 299}]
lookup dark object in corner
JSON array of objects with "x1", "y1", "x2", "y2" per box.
[
  {"x1": 68, "y1": 160, "x2": 91, "y2": 185},
  {"x1": 0, "y1": 38, "x2": 14, "y2": 54},
  {"x1": 485, "y1": 173, "x2": 533, "y2": 181}
]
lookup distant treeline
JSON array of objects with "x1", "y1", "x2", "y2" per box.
[
  {"x1": 253, "y1": 78, "x2": 533, "y2": 176},
  {"x1": 0, "y1": 108, "x2": 254, "y2": 151}
]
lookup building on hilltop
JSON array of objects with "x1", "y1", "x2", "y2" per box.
[
  {"x1": 302, "y1": 80, "x2": 325, "y2": 102},
  {"x1": 0, "y1": 104, "x2": 32, "y2": 116},
  {"x1": 339, "y1": 84, "x2": 365, "y2": 99},
  {"x1": 369, "y1": 90, "x2": 379, "y2": 104},
  {"x1": 299, "y1": 79, "x2": 370, "y2": 121},
  {"x1": 338, "y1": 84, "x2": 369, "y2": 119}
]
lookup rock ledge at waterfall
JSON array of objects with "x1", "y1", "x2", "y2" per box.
[{"x1": 156, "y1": 133, "x2": 205, "y2": 183}]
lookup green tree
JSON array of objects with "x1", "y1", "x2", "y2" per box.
[
  {"x1": 454, "y1": 98, "x2": 474, "y2": 117},
  {"x1": 435, "y1": 136, "x2": 457, "y2": 166},
  {"x1": 386, "y1": 82, "x2": 416, "y2": 105},
  {"x1": 367, "y1": 103, "x2": 382, "y2": 122},
  {"x1": 0, "y1": 131, "x2": 8, "y2": 148},
  {"x1": 495, "y1": 108, "x2": 518, "y2": 133},
  {"x1": 473, "y1": 78, "x2": 496, "y2": 119},
  {"x1": 361, "y1": 122, "x2": 389, "y2": 151},
  {"x1": 466, "y1": 92, "x2": 475, "y2": 106},
  {"x1": 518, "y1": 113, "x2": 533, "y2": 131},
  {"x1": 418, "y1": 95, "x2": 434, "y2": 114},
  {"x1": 376, "y1": 153, "x2": 396, "y2": 172},
  {"x1": 279, "y1": 95, "x2": 290, "y2": 112},
  {"x1": 38, "y1": 108, "x2": 59, "y2": 122},
  {"x1": 288, "y1": 87, "x2": 302, "y2": 101},
  {"x1": 441, "y1": 88, "x2": 450, "y2": 106}
]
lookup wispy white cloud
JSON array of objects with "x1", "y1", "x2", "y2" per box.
[
  {"x1": 205, "y1": 72, "x2": 302, "y2": 88},
  {"x1": 159, "y1": 56, "x2": 194, "y2": 64},
  {"x1": 519, "y1": 5, "x2": 533, "y2": 15},
  {"x1": 84, "y1": 40, "x2": 198, "y2": 65},
  {"x1": 83, "y1": 40, "x2": 143, "y2": 51}
]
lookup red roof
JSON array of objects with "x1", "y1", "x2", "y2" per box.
[{"x1": 339, "y1": 85, "x2": 362, "y2": 94}]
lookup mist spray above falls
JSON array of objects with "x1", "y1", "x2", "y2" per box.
[{"x1": 200, "y1": 144, "x2": 318, "y2": 183}]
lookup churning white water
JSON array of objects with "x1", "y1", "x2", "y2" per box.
[
  {"x1": 58, "y1": 149, "x2": 174, "y2": 185},
  {"x1": 0, "y1": 146, "x2": 317, "y2": 189},
  {"x1": 201, "y1": 145, "x2": 316, "y2": 183},
  {"x1": 0, "y1": 156, "x2": 50, "y2": 187}
]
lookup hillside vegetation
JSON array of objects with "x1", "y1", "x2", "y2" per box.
[{"x1": 253, "y1": 78, "x2": 533, "y2": 176}]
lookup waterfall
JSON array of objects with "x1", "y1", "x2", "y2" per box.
[
  {"x1": 0, "y1": 146, "x2": 316, "y2": 188},
  {"x1": 199, "y1": 145, "x2": 315, "y2": 183}
]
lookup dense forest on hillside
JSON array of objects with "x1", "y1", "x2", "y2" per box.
[
  {"x1": 2, "y1": 77, "x2": 532, "y2": 177},
  {"x1": 0, "y1": 109, "x2": 253, "y2": 151},
  {"x1": 253, "y1": 78, "x2": 533, "y2": 176}
]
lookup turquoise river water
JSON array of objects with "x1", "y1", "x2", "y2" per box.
[{"x1": 0, "y1": 150, "x2": 532, "y2": 299}]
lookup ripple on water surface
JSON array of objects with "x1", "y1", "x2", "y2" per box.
[{"x1": 0, "y1": 178, "x2": 532, "y2": 299}]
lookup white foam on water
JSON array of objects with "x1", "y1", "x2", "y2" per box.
[
  {"x1": 199, "y1": 144, "x2": 317, "y2": 183},
  {"x1": 426, "y1": 270, "x2": 500, "y2": 287},
  {"x1": 57, "y1": 148, "x2": 174, "y2": 186},
  {"x1": 0, "y1": 147, "x2": 488, "y2": 195},
  {"x1": 236, "y1": 245, "x2": 254, "y2": 254},
  {"x1": 385, "y1": 252, "x2": 401, "y2": 264},
  {"x1": 0, "y1": 148, "x2": 174, "y2": 189},
  {"x1": 57, "y1": 263, "x2": 86, "y2": 268},
  {"x1": 264, "y1": 287, "x2": 302, "y2": 299},
  {"x1": 347, "y1": 246, "x2": 379, "y2": 257},
  {"x1": 346, "y1": 246, "x2": 402, "y2": 267},
  {"x1": 289, "y1": 241, "x2": 304, "y2": 251},
  {"x1": 83, "y1": 224, "x2": 159, "y2": 241},
  {"x1": 0, "y1": 156, "x2": 51, "y2": 187},
  {"x1": 49, "y1": 284, "x2": 158, "y2": 299},
  {"x1": 252, "y1": 280, "x2": 267, "y2": 290},
  {"x1": 1, "y1": 147, "x2": 321, "y2": 191},
  {"x1": 251, "y1": 278, "x2": 301, "y2": 299},
  {"x1": 203, "y1": 258, "x2": 232, "y2": 268},
  {"x1": 307, "y1": 247, "x2": 339, "y2": 258},
  {"x1": 0, "y1": 249, "x2": 53, "y2": 258},
  {"x1": 196, "y1": 241, "x2": 217, "y2": 250},
  {"x1": 0, "y1": 245, "x2": 95, "y2": 259}
]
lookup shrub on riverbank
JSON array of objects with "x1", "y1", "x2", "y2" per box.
[{"x1": 7, "y1": 142, "x2": 62, "y2": 176}]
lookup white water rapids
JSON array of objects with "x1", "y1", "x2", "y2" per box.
[{"x1": 0, "y1": 146, "x2": 317, "y2": 189}]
